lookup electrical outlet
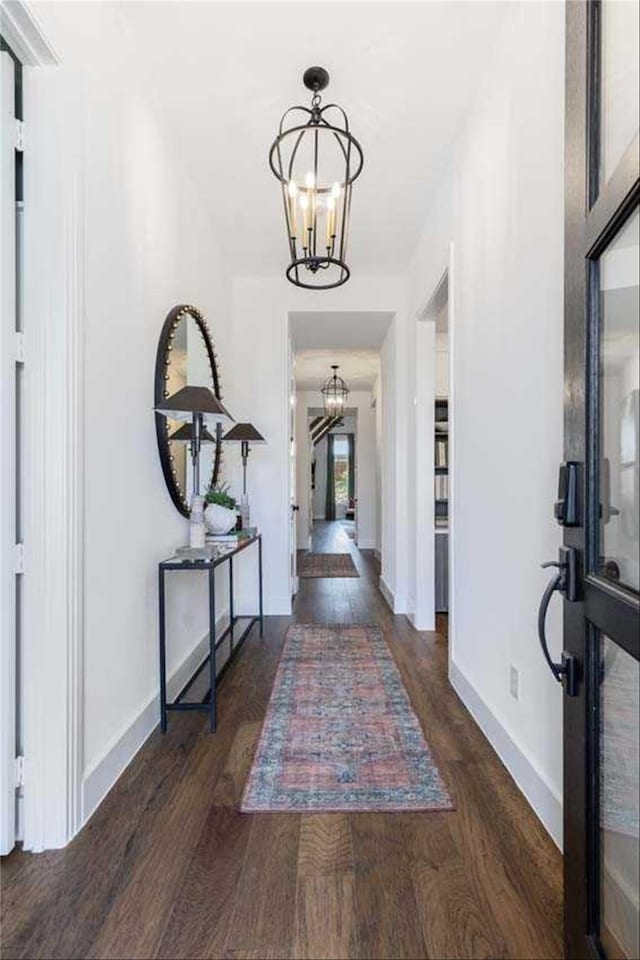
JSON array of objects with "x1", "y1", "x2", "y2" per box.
[{"x1": 510, "y1": 665, "x2": 520, "y2": 701}]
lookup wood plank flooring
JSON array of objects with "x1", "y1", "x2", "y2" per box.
[{"x1": 1, "y1": 521, "x2": 563, "y2": 959}]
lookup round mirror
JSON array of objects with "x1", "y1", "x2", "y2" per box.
[{"x1": 154, "y1": 305, "x2": 222, "y2": 516}]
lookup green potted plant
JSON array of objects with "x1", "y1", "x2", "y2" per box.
[{"x1": 204, "y1": 483, "x2": 237, "y2": 534}]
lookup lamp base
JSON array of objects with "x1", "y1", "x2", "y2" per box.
[
  {"x1": 240, "y1": 493, "x2": 250, "y2": 531},
  {"x1": 189, "y1": 495, "x2": 206, "y2": 549}
]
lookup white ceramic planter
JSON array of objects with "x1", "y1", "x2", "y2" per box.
[{"x1": 204, "y1": 502, "x2": 237, "y2": 535}]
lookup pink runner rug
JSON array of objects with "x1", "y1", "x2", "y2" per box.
[{"x1": 241, "y1": 623, "x2": 453, "y2": 813}]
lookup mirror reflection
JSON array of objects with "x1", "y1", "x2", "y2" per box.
[{"x1": 165, "y1": 312, "x2": 218, "y2": 504}]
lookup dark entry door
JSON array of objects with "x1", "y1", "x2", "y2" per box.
[{"x1": 555, "y1": 3, "x2": 640, "y2": 957}]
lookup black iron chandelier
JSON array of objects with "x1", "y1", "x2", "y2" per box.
[
  {"x1": 269, "y1": 66, "x2": 364, "y2": 290},
  {"x1": 321, "y1": 365, "x2": 350, "y2": 416}
]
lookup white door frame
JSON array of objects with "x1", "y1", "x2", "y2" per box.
[
  {"x1": 1, "y1": 3, "x2": 85, "y2": 851},
  {"x1": 0, "y1": 45, "x2": 18, "y2": 856},
  {"x1": 288, "y1": 339, "x2": 299, "y2": 597},
  {"x1": 412, "y1": 317, "x2": 436, "y2": 630},
  {"x1": 306, "y1": 414, "x2": 313, "y2": 550},
  {"x1": 413, "y1": 243, "x2": 456, "y2": 673}
]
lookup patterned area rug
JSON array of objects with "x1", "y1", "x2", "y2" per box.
[
  {"x1": 241, "y1": 624, "x2": 453, "y2": 813},
  {"x1": 298, "y1": 552, "x2": 359, "y2": 578}
]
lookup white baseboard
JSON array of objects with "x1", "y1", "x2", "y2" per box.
[
  {"x1": 379, "y1": 575, "x2": 394, "y2": 610},
  {"x1": 356, "y1": 537, "x2": 376, "y2": 549},
  {"x1": 393, "y1": 593, "x2": 408, "y2": 614},
  {"x1": 268, "y1": 597, "x2": 291, "y2": 615},
  {"x1": 407, "y1": 610, "x2": 436, "y2": 631},
  {"x1": 235, "y1": 594, "x2": 291, "y2": 616},
  {"x1": 379, "y1": 576, "x2": 409, "y2": 615},
  {"x1": 450, "y1": 662, "x2": 563, "y2": 849},
  {"x1": 82, "y1": 607, "x2": 230, "y2": 827}
]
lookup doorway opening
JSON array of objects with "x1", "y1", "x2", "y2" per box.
[
  {"x1": 306, "y1": 408, "x2": 359, "y2": 559},
  {"x1": 311, "y1": 412, "x2": 356, "y2": 522},
  {"x1": 330, "y1": 433, "x2": 354, "y2": 520},
  {"x1": 289, "y1": 310, "x2": 392, "y2": 576},
  {"x1": 413, "y1": 248, "x2": 455, "y2": 653},
  {"x1": 434, "y1": 284, "x2": 450, "y2": 640}
]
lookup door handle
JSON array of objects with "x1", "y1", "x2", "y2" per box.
[{"x1": 537, "y1": 547, "x2": 579, "y2": 696}]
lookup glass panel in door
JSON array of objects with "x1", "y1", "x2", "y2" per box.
[
  {"x1": 599, "y1": 634, "x2": 640, "y2": 959},
  {"x1": 598, "y1": 206, "x2": 640, "y2": 592},
  {"x1": 600, "y1": 0, "x2": 640, "y2": 188}
]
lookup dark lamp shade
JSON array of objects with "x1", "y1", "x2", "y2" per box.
[
  {"x1": 169, "y1": 422, "x2": 216, "y2": 443},
  {"x1": 155, "y1": 386, "x2": 233, "y2": 426},
  {"x1": 222, "y1": 422, "x2": 266, "y2": 444}
]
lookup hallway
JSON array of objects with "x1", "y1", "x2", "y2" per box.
[
  {"x1": 305, "y1": 519, "x2": 358, "y2": 554},
  {"x1": 2, "y1": 526, "x2": 562, "y2": 960}
]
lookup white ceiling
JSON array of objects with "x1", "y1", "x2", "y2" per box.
[
  {"x1": 290, "y1": 310, "x2": 393, "y2": 349},
  {"x1": 295, "y1": 349, "x2": 381, "y2": 391},
  {"x1": 106, "y1": 1, "x2": 509, "y2": 277}
]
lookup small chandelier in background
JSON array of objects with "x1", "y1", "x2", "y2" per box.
[
  {"x1": 321, "y1": 365, "x2": 350, "y2": 417},
  {"x1": 269, "y1": 66, "x2": 364, "y2": 290}
]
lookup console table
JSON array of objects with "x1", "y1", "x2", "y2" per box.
[{"x1": 158, "y1": 533, "x2": 263, "y2": 733}]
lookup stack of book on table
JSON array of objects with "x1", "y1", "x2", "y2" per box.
[{"x1": 206, "y1": 527, "x2": 257, "y2": 544}]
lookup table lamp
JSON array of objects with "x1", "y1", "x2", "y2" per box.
[
  {"x1": 155, "y1": 386, "x2": 234, "y2": 546},
  {"x1": 222, "y1": 422, "x2": 266, "y2": 529}
]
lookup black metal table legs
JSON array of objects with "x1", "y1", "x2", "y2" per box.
[
  {"x1": 158, "y1": 535, "x2": 264, "y2": 734},
  {"x1": 208, "y1": 564, "x2": 217, "y2": 732},
  {"x1": 159, "y1": 567, "x2": 168, "y2": 733},
  {"x1": 259, "y1": 534, "x2": 264, "y2": 637}
]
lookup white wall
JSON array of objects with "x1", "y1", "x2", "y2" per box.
[
  {"x1": 372, "y1": 374, "x2": 383, "y2": 556},
  {"x1": 407, "y1": 1, "x2": 565, "y2": 844},
  {"x1": 436, "y1": 329, "x2": 449, "y2": 397},
  {"x1": 28, "y1": 3, "x2": 249, "y2": 830}
]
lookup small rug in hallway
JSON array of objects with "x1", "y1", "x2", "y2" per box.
[
  {"x1": 298, "y1": 552, "x2": 359, "y2": 578},
  {"x1": 241, "y1": 624, "x2": 453, "y2": 812}
]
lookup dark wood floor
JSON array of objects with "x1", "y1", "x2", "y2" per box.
[{"x1": 1, "y1": 521, "x2": 563, "y2": 959}]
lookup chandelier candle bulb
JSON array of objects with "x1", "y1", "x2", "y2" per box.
[
  {"x1": 326, "y1": 197, "x2": 335, "y2": 245},
  {"x1": 287, "y1": 181, "x2": 297, "y2": 237},
  {"x1": 304, "y1": 172, "x2": 315, "y2": 222},
  {"x1": 300, "y1": 194, "x2": 310, "y2": 244}
]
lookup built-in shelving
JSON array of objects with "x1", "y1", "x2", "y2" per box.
[{"x1": 435, "y1": 397, "x2": 448, "y2": 612}]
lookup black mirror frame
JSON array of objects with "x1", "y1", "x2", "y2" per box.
[{"x1": 154, "y1": 304, "x2": 223, "y2": 517}]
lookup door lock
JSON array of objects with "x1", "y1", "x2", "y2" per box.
[{"x1": 554, "y1": 461, "x2": 580, "y2": 526}]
